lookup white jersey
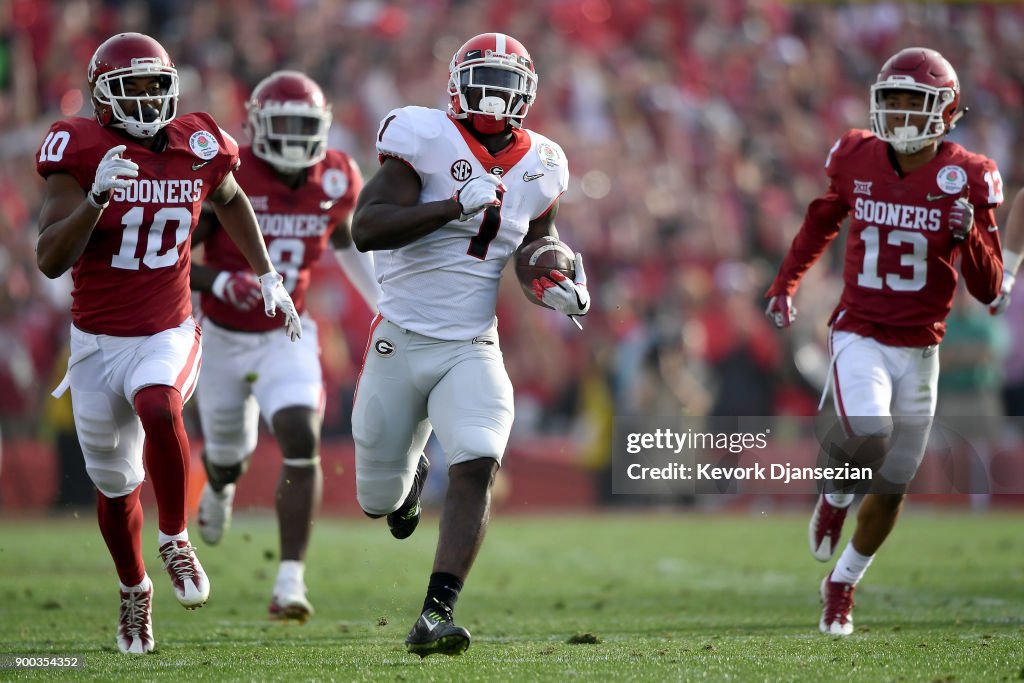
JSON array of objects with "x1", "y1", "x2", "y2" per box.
[{"x1": 374, "y1": 106, "x2": 568, "y2": 340}]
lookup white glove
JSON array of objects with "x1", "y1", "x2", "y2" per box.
[
  {"x1": 89, "y1": 145, "x2": 138, "y2": 208},
  {"x1": 257, "y1": 271, "x2": 302, "y2": 341},
  {"x1": 949, "y1": 197, "x2": 974, "y2": 242},
  {"x1": 212, "y1": 271, "x2": 262, "y2": 311},
  {"x1": 989, "y1": 269, "x2": 1016, "y2": 315},
  {"x1": 765, "y1": 295, "x2": 796, "y2": 328},
  {"x1": 454, "y1": 175, "x2": 505, "y2": 221},
  {"x1": 532, "y1": 252, "x2": 591, "y2": 320}
]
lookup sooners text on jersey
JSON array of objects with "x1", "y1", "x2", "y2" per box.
[
  {"x1": 200, "y1": 147, "x2": 362, "y2": 331},
  {"x1": 36, "y1": 113, "x2": 239, "y2": 336}
]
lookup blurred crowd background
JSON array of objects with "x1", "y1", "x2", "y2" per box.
[{"x1": 2, "y1": 1, "x2": 1023, "y2": 504}]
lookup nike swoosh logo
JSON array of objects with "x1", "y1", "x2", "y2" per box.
[
  {"x1": 926, "y1": 193, "x2": 948, "y2": 201},
  {"x1": 988, "y1": 225, "x2": 999, "y2": 232},
  {"x1": 320, "y1": 199, "x2": 339, "y2": 210},
  {"x1": 523, "y1": 171, "x2": 544, "y2": 182},
  {"x1": 192, "y1": 161, "x2": 210, "y2": 171}
]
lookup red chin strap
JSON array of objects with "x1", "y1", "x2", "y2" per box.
[{"x1": 468, "y1": 113, "x2": 509, "y2": 135}]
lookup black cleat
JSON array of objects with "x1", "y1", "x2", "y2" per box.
[
  {"x1": 388, "y1": 455, "x2": 429, "y2": 539},
  {"x1": 405, "y1": 598, "x2": 471, "y2": 657}
]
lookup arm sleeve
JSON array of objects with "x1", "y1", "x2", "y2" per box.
[
  {"x1": 765, "y1": 183, "x2": 849, "y2": 297},
  {"x1": 960, "y1": 206, "x2": 1003, "y2": 304}
]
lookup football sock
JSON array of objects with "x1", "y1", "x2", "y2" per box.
[
  {"x1": 120, "y1": 575, "x2": 152, "y2": 592},
  {"x1": 831, "y1": 543, "x2": 874, "y2": 585},
  {"x1": 276, "y1": 560, "x2": 305, "y2": 588},
  {"x1": 158, "y1": 529, "x2": 189, "y2": 546},
  {"x1": 97, "y1": 486, "x2": 146, "y2": 587},
  {"x1": 134, "y1": 385, "x2": 189, "y2": 536},
  {"x1": 825, "y1": 492, "x2": 855, "y2": 508},
  {"x1": 423, "y1": 572, "x2": 463, "y2": 614}
]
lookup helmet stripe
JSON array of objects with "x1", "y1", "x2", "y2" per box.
[{"x1": 495, "y1": 33, "x2": 506, "y2": 55}]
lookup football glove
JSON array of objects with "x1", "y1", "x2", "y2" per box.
[
  {"x1": 989, "y1": 269, "x2": 1016, "y2": 315},
  {"x1": 212, "y1": 271, "x2": 262, "y2": 311},
  {"x1": 257, "y1": 271, "x2": 302, "y2": 341},
  {"x1": 89, "y1": 145, "x2": 139, "y2": 208},
  {"x1": 532, "y1": 253, "x2": 591, "y2": 322},
  {"x1": 765, "y1": 295, "x2": 796, "y2": 328},
  {"x1": 454, "y1": 175, "x2": 505, "y2": 221},
  {"x1": 949, "y1": 196, "x2": 974, "y2": 242}
]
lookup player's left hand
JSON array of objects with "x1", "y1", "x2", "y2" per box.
[
  {"x1": 257, "y1": 271, "x2": 302, "y2": 341},
  {"x1": 765, "y1": 295, "x2": 796, "y2": 328},
  {"x1": 949, "y1": 196, "x2": 974, "y2": 242},
  {"x1": 212, "y1": 271, "x2": 262, "y2": 311},
  {"x1": 989, "y1": 269, "x2": 1016, "y2": 315},
  {"x1": 532, "y1": 252, "x2": 590, "y2": 321}
]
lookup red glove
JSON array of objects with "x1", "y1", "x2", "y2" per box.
[
  {"x1": 765, "y1": 295, "x2": 796, "y2": 328},
  {"x1": 212, "y1": 271, "x2": 262, "y2": 311}
]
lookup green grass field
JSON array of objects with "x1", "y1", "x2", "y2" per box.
[{"x1": 1, "y1": 509, "x2": 1022, "y2": 682}]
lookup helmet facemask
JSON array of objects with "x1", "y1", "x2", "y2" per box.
[
  {"x1": 870, "y1": 82, "x2": 956, "y2": 155},
  {"x1": 449, "y1": 62, "x2": 537, "y2": 134},
  {"x1": 249, "y1": 102, "x2": 331, "y2": 173},
  {"x1": 93, "y1": 61, "x2": 178, "y2": 138}
]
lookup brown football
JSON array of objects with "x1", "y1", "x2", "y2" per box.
[{"x1": 515, "y1": 236, "x2": 576, "y2": 308}]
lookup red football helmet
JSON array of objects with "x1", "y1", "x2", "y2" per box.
[
  {"x1": 247, "y1": 70, "x2": 332, "y2": 172},
  {"x1": 448, "y1": 33, "x2": 537, "y2": 135},
  {"x1": 87, "y1": 32, "x2": 179, "y2": 138},
  {"x1": 869, "y1": 47, "x2": 960, "y2": 154}
]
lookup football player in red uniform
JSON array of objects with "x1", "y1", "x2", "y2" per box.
[
  {"x1": 189, "y1": 70, "x2": 379, "y2": 622},
  {"x1": 36, "y1": 33, "x2": 301, "y2": 654},
  {"x1": 765, "y1": 47, "x2": 1004, "y2": 635}
]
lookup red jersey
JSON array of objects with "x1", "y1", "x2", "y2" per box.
[
  {"x1": 768, "y1": 130, "x2": 1003, "y2": 346},
  {"x1": 199, "y1": 147, "x2": 362, "y2": 331},
  {"x1": 36, "y1": 113, "x2": 239, "y2": 336}
]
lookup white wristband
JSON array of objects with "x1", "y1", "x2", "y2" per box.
[
  {"x1": 1003, "y1": 248, "x2": 1022, "y2": 276},
  {"x1": 211, "y1": 271, "x2": 230, "y2": 300},
  {"x1": 86, "y1": 192, "x2": 109, "y2": 210}
]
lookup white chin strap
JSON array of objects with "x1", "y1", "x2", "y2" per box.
[{"x1": 478, "y1": 95, "x2": 506, "y2": 120}]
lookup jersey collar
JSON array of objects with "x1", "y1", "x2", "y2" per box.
[{"x1": 449, "y1": 115, "x2": 531, "y2": 176}]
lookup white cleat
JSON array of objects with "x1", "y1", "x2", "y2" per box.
[
  {"x1": 269, "y1": 578, "x2": 314, "y2": 623},
  {"x1": 117, "y1": 576, "x2": 154, "y2": 654},
  {"x1": 819, "y1": 572, "x2": 855, "y2": 636},
  {"x1": 198, "y1": 483, "x2": 235, "y2": 545},
  {"x1": 159, "y1": 540, "x2": 210, "y2": 609}
]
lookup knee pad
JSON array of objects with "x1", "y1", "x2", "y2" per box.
[
  {"x1": 87, "y1": 462, "x2": 144, "y2": 498},
  {"x1": 356, "y1": 469, "x2": 408, "y2": 517},
  {"x1": 202, "y1": 452, "x2": 249, "y2": 489},
  {"x1": 448, "y1": 426, "x2": 505, "y2": 467}
]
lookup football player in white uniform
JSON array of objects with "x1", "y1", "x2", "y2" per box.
[{"x1": 351, "y1": 32, "x2": 590, "y2": 656}]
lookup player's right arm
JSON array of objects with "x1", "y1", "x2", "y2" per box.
[
  {"x1": 37, "y1": 144, "x2": 138, "y2": 278},
  {"x1": 351, "y1": 157, "x2": 463, "y2": 251},
  {"x1": 764, "y1": 184, "x2": 848, "y2": 327}
]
